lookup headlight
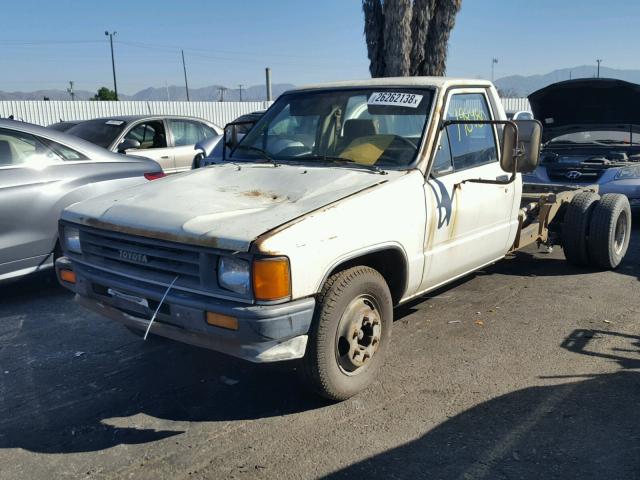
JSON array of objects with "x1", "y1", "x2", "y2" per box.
[
  {"x1": 218, "y1": 256, "x2": 250, "y2": 295},
  {"x1": 63, "y1": 225, "x2": 82, "y2": 254},
  {"x1": 616, "y1": 165, "x2": 640, "y2": 180}
]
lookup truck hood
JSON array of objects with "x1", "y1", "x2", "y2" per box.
[
  {"x1": 528, "y1": 78, "x2": 640, "y2": 142},
  {"x1": 62, "y1": 163, "x2": 395, "y2": 252}
]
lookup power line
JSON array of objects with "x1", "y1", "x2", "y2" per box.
[{"x1": 182, "y1": 50, "x2": 190, "y2": 102}]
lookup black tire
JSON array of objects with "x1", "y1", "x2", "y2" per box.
[
  {"x1": 302, "y1": 266, "x2": 393, "y2": 401},
  {"x1": 588, "y1": 193, "x2": 631, "y2": 269},
  {"x1": 562, "y1": 192, "x2": 600, "y2": 266},
  {"x1": 191, "y1": 153, "x2": 203, "y2": 169}
]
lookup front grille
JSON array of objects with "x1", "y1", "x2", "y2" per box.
[
  {"x1": 546, "y1": 166, "x2": 606, "y2": 182},
  {"x1": 75, "y1": 226, "x2": 220, "y2": 295}
]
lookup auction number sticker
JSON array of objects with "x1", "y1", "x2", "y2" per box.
[{"x1": 368, "y1": 92, "x2": 423, "y2": 108}]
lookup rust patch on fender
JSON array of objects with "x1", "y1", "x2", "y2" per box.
[{"x1": 251, "y1": 180, "x2": 389, "y2": 254}]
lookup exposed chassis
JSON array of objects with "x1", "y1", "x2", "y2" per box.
[{"x1": 511, "y1": 182, "x2": 599, "y2": 251}]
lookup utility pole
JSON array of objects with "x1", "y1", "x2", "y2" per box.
[
  {"x1": 181, "y1": 50, "x2": 190, "y2": 101},
  {"x1": 67, "y1": 81, "x2": 75, "y2": 101},
  {"x1": 218, "y1": 87, "x2": 228, "y2": 102},
  {"x1": 596, "y1": 59, "x2": 602, "y2": 78},
  {"x1": 238, "y1": 84, "x2": 244, "y2": 102},
  {"x1": 104, "y1": 31, "x2": 118, "y2": 100},
  {"x1": 491, "y1": 58, "x2": 498, "y2": 82},
  {"x1": 265, "y1": 67, "x2": 272, "y2": 101}
]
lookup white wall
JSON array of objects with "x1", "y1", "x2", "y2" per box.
[{"x1": 0, "y1": 100, "x2": 273, "y2": 128}]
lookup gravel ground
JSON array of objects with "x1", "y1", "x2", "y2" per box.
[{"x1": 1, "y1": 226, "x2": 638, "y2": 479}]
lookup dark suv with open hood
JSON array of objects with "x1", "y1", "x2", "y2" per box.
[{"x1": 524, "y1": 78, "x2": 640, "y2": 207}]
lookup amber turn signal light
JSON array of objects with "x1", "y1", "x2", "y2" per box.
[
  {"x1": 206, "y1": 312, "x2": 238, "y2": 330},
  {"x1": 252, "y1": 257, "x2": 291, "y2": 301},
  {"x1": 59, "y1": 269, "x2": 76, "y2": 284}
]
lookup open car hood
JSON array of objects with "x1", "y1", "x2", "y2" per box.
[{"x1": 528, "y1": 78, "x2": 640, "y2": 142}]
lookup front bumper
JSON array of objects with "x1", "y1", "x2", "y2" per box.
[{"x1": 56, "y1": 257, "x2": 315, "y2": 363}]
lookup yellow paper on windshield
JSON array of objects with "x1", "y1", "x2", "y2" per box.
[{"x1": 340, "y1": 135, "x2": 395, "y2": 165}]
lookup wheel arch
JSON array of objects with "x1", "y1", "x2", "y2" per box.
[{"x1": 317, "y1": 244, "x2": 409, "y2": 305}]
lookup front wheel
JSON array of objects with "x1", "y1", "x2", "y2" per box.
[{"x1": 301, "y1": 266, "x2": 393, "y2": 401}]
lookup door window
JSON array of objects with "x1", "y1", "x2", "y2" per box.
[
  {"x1": 125, "y1": 121, "x2": 167, "y2": 149},
  {"x1": 168, "y1": 119, "x2": 209, "y2": 147},
  {"x1": 444, "y1": 93, "x2": 497, "y2": 171},
  {"x1": 0, "y1": 128, "x2": 63, "y2": 167},
  {"x1": 431, "y1": 129, "x2": 454, "y2": 177}
]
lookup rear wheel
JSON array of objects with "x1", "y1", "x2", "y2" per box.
[
  {"x1": 301, "y1": 266, "x2": 393, "y2": 401},
  {"x1": 588, "y1": 193, "x2": 631, "y2": 269},
  {"x1": 562, "y1": 192, "x2": 600, "y2": 266}
]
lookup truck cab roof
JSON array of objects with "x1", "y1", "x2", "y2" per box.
[{"x1": 289, "y1": 77, "x2": 494, "y2": 93}]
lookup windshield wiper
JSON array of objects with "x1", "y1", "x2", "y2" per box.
[
  {"x1": 295, "y1": 155, "x2": 387, "y2": 174},
  {"x1": 232, "y1": 145, "x2": 279, "y2": 167}
]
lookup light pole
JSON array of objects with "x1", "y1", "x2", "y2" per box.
[
  {"x1": 67, "y1": 81, "x2": 75, "y2": 101},
  {"x1": 491, "y1": 58, "x2": 498, "y2": 82},
  {"x1": 105, "y1": 31, "x2": 118, "y2": 100},
  {"x1": 238, "y1": 84, "x2": 244, "y2": 102},
  {"x1": 596, "y1": 59, "x2": 602, "y2": 78},
  {"x1": 181, "y1": 50, "x2": 190, "y2": 101}
]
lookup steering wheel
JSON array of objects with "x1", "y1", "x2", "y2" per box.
[{"x1": 391, "y1": 135, "x2": 419, "y2": 152}]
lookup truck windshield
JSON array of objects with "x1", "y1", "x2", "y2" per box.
[{"x1": 232, "y1": 88, "x2": 432, "y2": 168}]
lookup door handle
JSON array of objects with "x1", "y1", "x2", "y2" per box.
[{"x1": 160, "y1": 156, "x2": 170, "y2": 159}]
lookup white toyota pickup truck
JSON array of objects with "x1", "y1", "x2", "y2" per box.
[{"x1": 56, "y1": 78, "x2": 631, "y2": 400}]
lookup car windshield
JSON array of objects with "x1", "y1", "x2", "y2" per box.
[
  {"x1": 548, "y1": 130, "x2": 640, "y2": 145},
  {"x1": 66, "y1": 119, "x2": 128, "y2": 148},
  {"x1": 231, "y1": 88, "x2": 433, "y2": 168}
]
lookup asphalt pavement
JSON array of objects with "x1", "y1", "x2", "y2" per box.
[{"x1": 1, "y1": 226, "x2": 638, "y2": 479}]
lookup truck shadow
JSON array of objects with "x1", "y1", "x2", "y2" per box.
[
  {"x1": 323, "y1": 329, "x2": 640, "y2": 479},
  {"x1": 0, "y1": 275, "x2": 327, "y2": 454}
]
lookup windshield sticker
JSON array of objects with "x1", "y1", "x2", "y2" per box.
[
  {"x1": 105, "y1": 120, "x2": 124, "y2": 126},
  {"x1": 368, "y1": 92, "x2": 423, "y2": 108}
]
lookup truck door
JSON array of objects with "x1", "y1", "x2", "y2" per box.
[{"x1": 421, "y1": 89, "x2": 518, "y2": 290}]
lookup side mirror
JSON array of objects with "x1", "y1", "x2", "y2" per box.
[
  {"x1": 500, "y1": 120, "x2": 542, "y2": 174},
  {"x1": 223, "y1": 124, "x2": 240, "y2": 150},
  {"x1": 117, "y1": 138, "x2": 141, "y2": 153}
]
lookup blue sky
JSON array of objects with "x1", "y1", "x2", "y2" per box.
[{"x1": 0, "y1": 0, "x2": 638, "y2": 94}]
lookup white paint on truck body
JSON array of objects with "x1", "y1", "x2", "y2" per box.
[{"x1": 61, "y1": 77, "x2": 519, "y2": 307}]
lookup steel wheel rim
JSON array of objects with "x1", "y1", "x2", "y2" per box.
[
  {"x1": 614, "y1": 212, "x2": 628, "y2": 255},
  {"x1": 335, "y1": 294, "x2": 382, "y2": 376}
]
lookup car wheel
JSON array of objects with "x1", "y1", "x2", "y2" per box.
[
  {"x1": 588, "y1": 193, "x2": 631, "y2": 269},
  {"x1": 562, "y1": 192, "x2": 600, "y2": 266},
  {"x1": 301, "y1": 266, "x2": 393, "y2": 401}
]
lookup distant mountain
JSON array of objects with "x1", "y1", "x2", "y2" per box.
[
  {"x1": 0, "y1": 83, "x2": 295, "y2": 102},
  {"x1": 495, "y1": 66, "x2": 640, "y2": 97},
  {"x1": 0, "y1": 89, "x2": 96, "y2": 101},
  {"x1": 129, "y1": 83, "x2": 295, "y2": 102}
]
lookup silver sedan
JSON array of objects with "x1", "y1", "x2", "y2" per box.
[
  {"x1": 66, "y1": 115, "x2": 222, "y2": 173},
  {"x1": 0, "y1": 119, "x2": 164, "y2": 283}
]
